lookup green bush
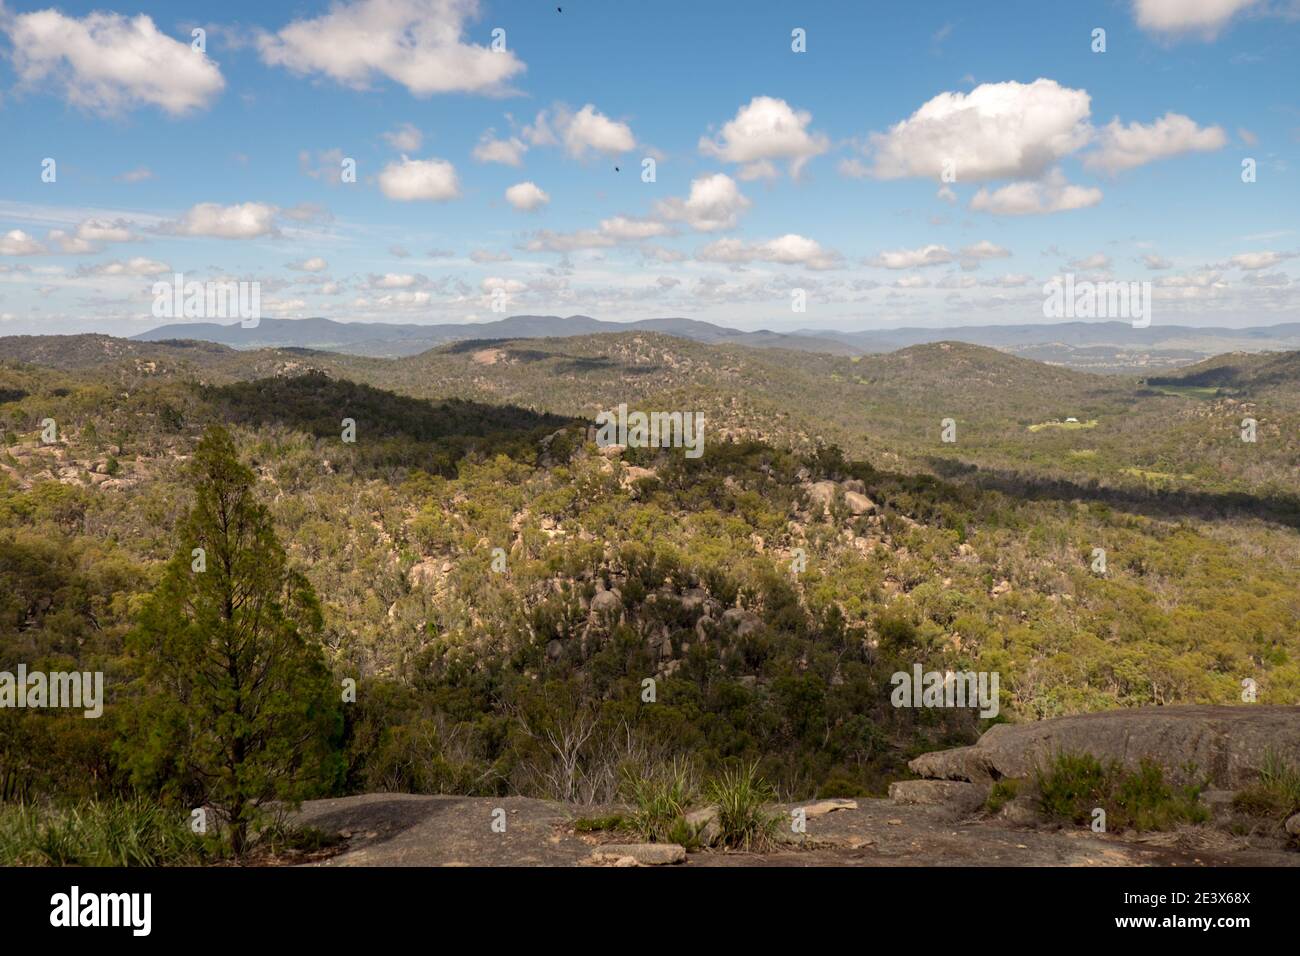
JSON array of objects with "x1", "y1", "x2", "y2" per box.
[
  {"x1": 703, "y1": 761, "x2": 780, "y2": 851},
  {"x1": 0, "y1": 799, "x2": 211, "y2": 867},
  {"x1": 1232, "y1": 751, "x2": 1300, "y2": 821},
  {"x1": 621, "y1": 759, "x2": 696, "y2": 845},
  {"x1": 1035, "y1": 752, "x2": 1207, "y2": 832}
]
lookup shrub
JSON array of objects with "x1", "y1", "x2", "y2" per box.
[
  {"x1": 1034, "y1": 752, "x2": 1207, "y2": 832},
  {"x1": 703, "y1": 761, "x2": 780, "y2": 851},
  {"x1": 985, "y1": 777, "x2": 1022, "y2": 814},
  {"x1": 621, "y1": 759, "x2": 696, "y2": 844},
  {"x1": 0, "y1": 799, "x2": 211, "y2": 867},
  {"x1": 1232, "y1": 751, "x2": 1300, "y2": 821}
]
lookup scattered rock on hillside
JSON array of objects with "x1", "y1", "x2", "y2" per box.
[
  {"x1": 844, "y1": 491, "x2": 877, "y2": 515},
  {"x1": 806, "y1": 480, "x2": 837, "y2": 512},
  {"x1": 909, "y1": 705, "x2": 1300, "y2": 790}
]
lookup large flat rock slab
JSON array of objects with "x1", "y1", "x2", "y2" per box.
[
  {"x1": 287, "y1": 792, "x2": 1298, "y2": 867},
  {"x1": 909, "y1": 705, "x2": 1300, "y2": 788}
]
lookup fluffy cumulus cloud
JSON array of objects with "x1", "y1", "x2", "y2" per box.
[
  {"x1": 46, "y1": 218, "x2": 140, "y2": 254},
  {"x1": 523, "y1": 216, "x2": 669, "y2": 252},
  {"x1": 866, "y1": 79, "x2": 1092, "y2": 181},
  {"x1": 378, "y1": 157, "x2": 461, "y2": 201},
  {"x1": 1132, "y1": 0, "x2": 1260, "y2": 38},
  {"x1": 504, "y1": 181, "x2": 550, "y2": 211},
  {"x1": 3, "y1": 7, "x2": 223, "y2": 115},
  {"x1": 80, "y1": 257, "x2": 170, "y2": 276},
  {"x1": 368, "y1": 273, "x2": 424, "y2": 289},
  {"x1": 699, "y1": 96, "x2": 829, "y2": 179},
  {"x1": 868, "y1": 244, "x2": 954, "y2": 269},
  {"x1": 522, "y1": 104, "x2": 636, "y2": 159},
  {"x1": 698, "y1": 234, "x2": 841, "y2": 271},
  {"x1": 288, "y1": 257, "x2": 329, "y2": 272},
  {"x1": 867, "y1": 241, "x2": 1011, "y2": 271},
  {"x1": 382, "y1": 123, "x2": 423, "y2": 152},
  {"x1": 258, "y1": 0, "x2": 523, "y2": 96},
  {"x1": 0, "y1": 230, "x2": 48, "y2": 256},
  {"x1": 1085, "y1": 113, "x2": 1226, "y2": 172},
  {"x1": 654, "y1": 173, "x2": 752, "y2": 232},
  {"x1": 970, "y1": 169, "x2": 1103, "y2": 216},
  {"x1": 163, "y1": 202, "x2": 279, "y2": 238},
  {"x1": 1068, "y1": 252, "x2": 1112, "y2": 270},
  {"x1": 1226, "y1": 251, "x2": 1294, "y2": 270},
  {"x1": 960, "y1": 240, "x2": 1012, "y2": 263},
  {"x1": 5, "y1": 7, "x2": 224, "y2": 115},
  {"x1": 473, "y1": 130, "x2": 528, "y2": 165}
]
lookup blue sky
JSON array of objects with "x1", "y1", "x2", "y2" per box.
[{"x1": 0, "y1": 0, "x2": 1297, "y2": 336}]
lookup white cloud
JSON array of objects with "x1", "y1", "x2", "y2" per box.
[
  {"x1": 523, "y1": 216, "x2": 670, "y2": 251},
  {"x1": 552, "y1": 104, "x2": 636, "y2": 158},
  {"x1": 378, "y1": 157, "x2": 461, "y2": 201},
  {"x1": 654, "y1": 173, "x2": 752, "y2": 232},
  {"x1": 369, "y1": 273, "x2": 424, "y2": 289},
  {"x1": 699, "y1": 96, "x2": 829, "y2": 179},
  {"x1": 382, "y1": 123, "x2": 423, "y2": 152},
  {"x1": 288, "y1": 257, "x2": 329, "y2": 272},
  {"x1": 1085, "y1": 112, "x2": 1226, "y2": 172},
  {"x1": 596, "y1": 217, "x2": 670, "y2": 241},
  {"x1": 469, "y1": 249, "x2": 512, "y2": 263},
  {"x1": 6, "y1": 8, "x2": 224, "y2": 115},
  {"x1": 1132, "y1": 0, "x2": 1259, "y2": 38},
  {"x1": 698, "y1": 234, "x2": 841, "y2": 271},
  {"x1": 481, "y1": 276, "x2": 526, "y2": 294},
  {"x1": 1242, "y1": 271, "x2": 1290, "y2": 287},
  {"x1": 76, "y1": 219, "x2": 137, "y2": 243},
  {"x1": 0, "y1": 230, "x2": 49, "y2": 256},
  {"x1": 866, "y1": 79, "x2": 1092, "y2": 181},
  {"x1": 1227, "y1": 250, "x2": 1294, "y2": 270},
  {"x1": 82, "y1": 257, "x2": 170, "y2": 276},
  {"x1": 47, "y1": 231, "x2": 97, "y2": 255},
  {"x1": 1068, "y1": 252, "x2": 1112, "y2": 270},
  {"x1": 868, "y1": 244, "x2": 953, "y2": 269},
  {"x1": 504, "y1": 181, "x2": 550, "y2": 211},
  {"x1": 473, "y1": 130, "x2": 528, "y2": 165},
  {"x1": 970, "y1": 169, "x2": 1103, "y2": 216},
  {"x1": 257, "y1": 0, "x2": 523, "y2": 96},
  {"x1": 1143, "y1": 254, "x2": 1174, "y2": 269},
  {"x1": 960, "y1": 240, "x2": 1011, "y2": 261},
  {"x1": 164, "y1": 202, "x2": 279, "y2": 238},
  {"x1": 116, "y1": 167, "x2": 154, "y2": 183}
]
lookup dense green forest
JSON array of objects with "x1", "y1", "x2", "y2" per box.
[{"x1": 1, "y1": 333, "x2": 1297, "y2": 851}]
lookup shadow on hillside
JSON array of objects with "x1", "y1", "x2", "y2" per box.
[
  {"x1": 203, "y1": 372, "x2": 576, "y2": 476},
  {"x1": 439, "y1": 339, "x2": 664, "y2": 376},
  {"x1": 927, "y1": 457, "x2": 1300, "y2": 530}
]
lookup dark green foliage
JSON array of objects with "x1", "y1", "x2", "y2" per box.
[
  {"x1": 122, "y1": 426, "x2": 343, "y2": 853},
  {"x1": 1035, "y1": 753, "x2": 1208, "y2": 832}
]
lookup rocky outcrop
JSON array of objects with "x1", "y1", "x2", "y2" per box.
[
  {"x1": 909, "y1": 705, "x2": 1300, "y2": 789},
  {"x1": 591, "y1": 843, "x2": 686, "y2": 865},
  {"x1": 889, "y1": 780, "x2": 987, "y2": 813}
]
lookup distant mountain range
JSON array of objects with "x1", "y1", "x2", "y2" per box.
[{"x1": 134, "y1": 315, "x2": 1300, "y2": 372}]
